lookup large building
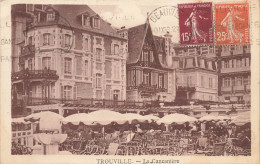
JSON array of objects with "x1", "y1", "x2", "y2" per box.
[
  {"x1": 11, "y1": 5, "x2": 127, "y2": 116},
  {"x1": 122, "y1": 21, "x2": 176, "y2": 103},
  {"x1": 172, "y1": 45, "x2": 219, "y2": 104},
  {"x1": 217, "y1": 45, "x2": 251, "y2": 104}
]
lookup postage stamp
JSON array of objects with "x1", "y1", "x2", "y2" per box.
[
  {"x1": 215, "y1": 3, "x2": 250, "y2": 45},
  {"x1": 178, "y1": 2, "x2": 214, "y2": 45}
]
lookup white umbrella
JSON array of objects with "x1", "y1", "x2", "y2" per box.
[
  {"x1": 143, "y1": 114, "x2": 160, "y2": 123},
  {"x1": 62, "y1": 113, "x2": 89, "y2": 125},
  {"x1": 84, "y1": 110, "x2": 128, "y2": 125},
  {"x1": 123, "y1": 113, "x2": 149, "y2": 123},
  {"x1": 62, "y1": 110, "x2": 128, "y2": 126},
  {"x1": 199, "y1": 114, "x2": 219, "y2": 122},
  {"x1": 12, "y1": 117, "x2": 30, "y2": 124},
  {"x1": 230, "y1": 111, "x2": 250, "y2": 126},
  {"x1": 24, "y1": 111, "x2": 63, "y2": 131},
  {"x1": 217, "y1": 115, "x2": 231, "y2": 121},
  {"x1": 157, "y1": 113, "x2": 197, "y2": 124}
]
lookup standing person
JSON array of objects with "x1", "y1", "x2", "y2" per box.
[
  {"x1": 185, "y1": 6, "x2": 208, "y2": 43},
  {"x1": 221, "y1": 6, "x2": 245, "y2": 43}
]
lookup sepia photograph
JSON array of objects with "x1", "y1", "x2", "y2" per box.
[{"x1": 1, "y1": 0, "x2": 259, "y2": 163}]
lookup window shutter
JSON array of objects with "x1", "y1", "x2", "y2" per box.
[
  {"x1": 61, "y1": 57, "x2": 64, "y2": 74},
  {"x1": 51, "y1": 57, "x2": 55, "y2": 70},
  {"x1": 50, "y1": 34, "x2": 55, "y2": 46},
  {"x1": 39, "y1": 34, "x2": 43, "y2": 47},
  {"x1": 111, "y1": 44, "x2": 114, "y2": 55},
  {"x1": 93, "y1": 73, "x2": 96, "y2": 88},
  {"x1": 164, "y1": 73, "x2": 168, "y2": 89},
  {"x1": 61, "y1": 34, "x2": 65, "y2": 47},
  {"x1": 60, "y1": 86, "x2": 63, "y2": 99},
  {"x1": 73, "y1": 86, "x2": 77, "y2": 99},
  {"x1": 38, "y1": 57, "x2": 42, "y2": 70},
  {"x1": 103, "y1": 74, "x2": 106, "y2": 89}
]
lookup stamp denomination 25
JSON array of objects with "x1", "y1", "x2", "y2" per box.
[{"x1": 215, "y1": 3, "x2": 250, "y2": 45}]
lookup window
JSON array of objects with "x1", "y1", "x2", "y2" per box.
[
  {"x1": 143, "y1": 51, "x2": 148, "y2": 62},
  {"x1": 209, "y1": 47, "x2": 214, "y2": 54},
  {"x1": 223, "y1": 46, "x2": 230, "y2": 52},
  {"x1": 93, "y1": 17, "x2": 100, "y2": 28},
  {"x1": 209, "y1": 95, "x2": 213, "y2": 101},
  {"x1": 224, "y1": 60, "x2": 229, "y2": 68},
  {"x1": 143, "y1": 72, "x2": 150, "y2": 85},
  {"x1": 114, "y1": 44, "x2": 119, "y2": 55},
  {"x1": 43, "y1": 33, "x2": 50, "y2": 45},
  {"x1": 200, "y1": 47, "x2": 208, "y2": 55},
  {"x1": 65, "y1": 34, "x2": 71, "y2": 47},
  {"x1": 96, "y1": 74, "x2": 102, "y2": 88},
  {"x1": 114, "y1": 63, "x2": 120, "y2": 80},
  {"x1": 150, "y1": 51, "x2": 154, "y2": 63},
  {"x1": 42, "y1": 57, "x2": 51, "y2": 69},
  {"x1": 47, "y1": 12, "x2": 55, "y2": 22},
  {"x1": 187, "y1": 76, "x2": 192, "y2": 86},
  {"x1": 236, "y1": 77, "x2": 242, "y2": 86},
  {"x1": 201, "y1": 76, "x2": 204, "y2": 87},
  {"x1": 84, "y1": 38, "x2": 89, "y2": 51},
  {"x1": 209, "y1": 77, "x2": 213, "y2": 88},
  {"x1": 224, "y1": 77, "x2": 231, "y2": 87},
  {"x1": 158, "y1": 74, "x2": 164, "y2": 88},
  {"x1": 64, "y1": 58, "x2": 72, "y2": 74},
  {"x1": 188, "y1": 48, "x2": 196, "y2": 55},
  {"x1": 236, "y1": 59, "x2": 242, "y2": 68},
  {"x1": 64, "y1": 86, "x2": 72, "y2": 99},
  {"x1": 96, "y1": 48, "x2": 102, "y2": 61},
  {"x1": 28, "y1": 59, "x2": 33, "y2": 70},
  {"x1": 82, "y1": 15, "x2": 90, "y2": 27},
  {"x1": 244, "y1": 76, "x2": 249, "y2": 85},
  {"x1": 84, "y1": 60, "x2": 88, "y2": 76},
  {"x1": 28, "y1": 36, "x2": 33, "y2": 45},
  {"x1": 26, "y1": 4, "x2": 34, "y2": 12}
]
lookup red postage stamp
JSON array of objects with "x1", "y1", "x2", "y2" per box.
[
  {"x1": 178, "y1": 2, "x2": 214, "y2": 45},
  {"x1": 215, "y1": 3, "x2": 250, "y2": 45}
]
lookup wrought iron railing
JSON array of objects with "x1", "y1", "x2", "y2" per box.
[{"x1": 11, "y1": 69, "x2": 59, "y2": 81}]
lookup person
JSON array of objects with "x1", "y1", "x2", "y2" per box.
[
  {"x1": 220, "y1": 6, "x2": 245, "y2": 43},
  {"x1": 185, "y1": 6, "x2": 208, "y2": 43}
]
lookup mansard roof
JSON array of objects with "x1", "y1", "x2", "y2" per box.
[{"x1": 33, "y1": 5, "x2": 124, "y2": 39}]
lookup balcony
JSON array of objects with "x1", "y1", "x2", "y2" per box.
[
  {"x1": 233, "y1": 85, "x2": 245, "y2": 93},
  {"x1": 176, "y1": 83, "x2": 196, "y2": 92},
  {"x1": 220, "y1": 67, "x2": 250, "y2": 74},
  {"x1": 221, "y1": 86, "x2": 232, "y2": 93},
  {"x1": 138, "y1": 61, "x2": 157, "y2": 68},
  {"x1": 12, "y1": 69, "x2": 59, "y2": 82},
  {"x1": 20, "y1": 45, "x2": 35, "y2": 57},
  {"x1": 127, "y1": 84, "x2": 167, "y2": 93}
]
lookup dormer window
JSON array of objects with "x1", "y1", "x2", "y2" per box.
[
  {"x1": 92, "y1": 17, "x2": 100, "y2": 29},
  {"x1": 47, "y1": 12, "x2": 55, "y2": 22},
  {"x1": 82, "y1": 15, "x2": 90, "y2": 27}
]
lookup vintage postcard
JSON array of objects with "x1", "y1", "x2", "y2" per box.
[{"x1": 0, "y1": 0, "x2": 259, "y2": 164}]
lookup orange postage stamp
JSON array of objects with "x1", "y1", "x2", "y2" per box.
[{"x1": 215, "y1": 3, "x2": 250, "y2": 45}]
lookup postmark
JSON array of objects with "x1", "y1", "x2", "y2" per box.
[
  {"x1": 178, "y1": 2, "x2": 214, "y2": 46},
  {"x1": 215, "y1": 3, "x2": 250, "y2": 45},
  {"x1": 148, "y1": 6, "x2": 192, "y2": 44}
]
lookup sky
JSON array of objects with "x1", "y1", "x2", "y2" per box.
[{"x1": 90, "y1": 4, "x2": 181, "y2": 43}]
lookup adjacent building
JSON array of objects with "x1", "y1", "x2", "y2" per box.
[
  {"x1": 11, "y1": 4, "x2": 127, "y2": 116},
  {"x1": 172, "y1": 45, "x2": 219, "y2": 104},
  {"x1": 122, "y1": 21, "x2": 176, "y2": 103},
  {"x1": 217, "y1": 45, "x2": 251, "y2": 104}
]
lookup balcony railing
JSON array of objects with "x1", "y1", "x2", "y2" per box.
[
  {"x1": 220, "y1": 67, "x2": 250, "y2": 74},
  {"x1": 20, "y1": 45, "x2": 35, "y2": 57},
  {"x1": 127, "y1": 84, "x2": 167, "y2": 93},
  {"x1": 12, "y1": 69, "x2": 59, "y2": 81},
  {"x1": 176, "y1": 83, "x2": 196, "y2": 92}
]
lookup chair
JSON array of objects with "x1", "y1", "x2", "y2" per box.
[{"x1": 205, "y1": 142, "x2": 226, "y2": 156}]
